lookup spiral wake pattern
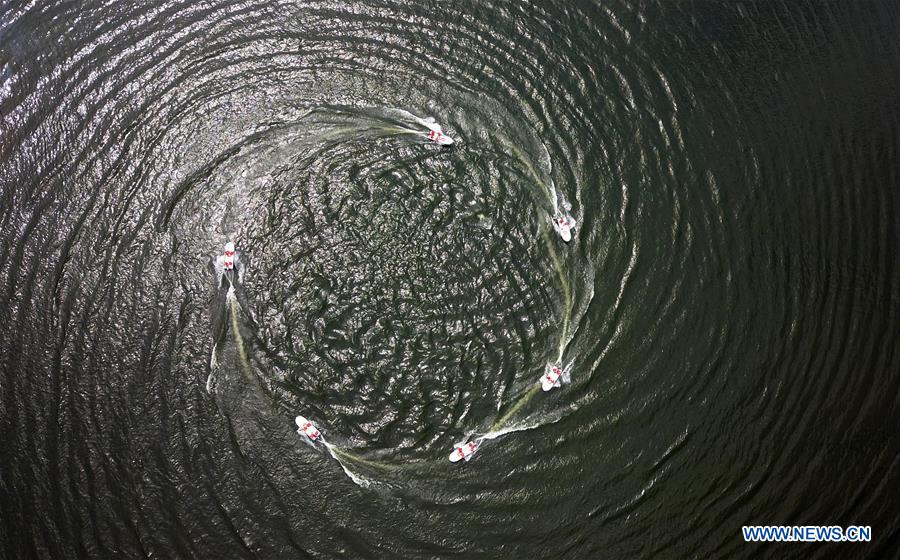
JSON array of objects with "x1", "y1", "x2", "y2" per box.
[{"x1": 2, "y1": 1, "x2": 897, "y2": 558}]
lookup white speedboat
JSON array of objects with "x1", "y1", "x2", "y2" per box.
[
  {"x1": 449, "y1": 440, "x2": 479, "y2": 462},
  {"x1": 426, "y1": 128, "x2": 454, "y2": 145},
  {"x1": 295, "y1": 415, "x2": 321, "y2": 441},
  {"x1": 541, "y1": 363, "x2": 564, "y2": 392},
  {"x1": 552, "y1": 212, "x2": 575, "y2": 243},
  {"x1": 216, "y1": 241, "x2": 236, "y2": 271},
  {"x1": 416, "y1": 116, "x2": 454, "y2": 145}
]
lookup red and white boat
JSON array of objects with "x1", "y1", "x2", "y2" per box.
[
  {"x1": 295, "y1": 415, "x2": 321, "y2": 441},
  {"x1": 426, "y1": 128, "x2": 454, "y2": 145},
  {"x1": 449, "y1": 441, "x2": 479, "y2": 462},
  {"x1": 541, "y1": 363, "x2": 564, "y2": 392},
  {"x1": 552, "y1": 212, "x2": 575, "y2": 243},
  {"x1": 222, "y1": 242, "x2": 235, "y2": 270}
]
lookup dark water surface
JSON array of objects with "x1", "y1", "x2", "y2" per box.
[{"x1": 1, "y1": 1, "x2": 898, "y2": 558}]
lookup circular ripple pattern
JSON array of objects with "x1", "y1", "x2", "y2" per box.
[
  {"x1": 1, "y1": 1, "x2": 898, "y2": 559},
  {"x1": 233, "y1": 111, "x2": 560, "y2": 449}
]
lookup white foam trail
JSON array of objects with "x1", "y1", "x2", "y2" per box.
[
  {"x1": 214, "y1": 258, "x2": 225, "y2": 286},
  {"x1": 323, "y1": 442, "x2": 373, "y2": 488},
  {"x1": 560, "y1": 358, "x2": 575, "y2": 385},
  {"x1": 413, "y1": 116, "x2": 441, "y2": 132},
  {"x1": 224, "y1": 284, "x2": 252, "y2": 376},
  {"x1": 206, "y1": 343, "x2": 217, "y2": 393},
  {"x1": 384, "y1": 107, "x2": 432, "y2": 127},
  {"x1": 381, "y1": 108, "x2": 448, "y2": 138},
  {"x1": 392, "y1": 126, "x2": 422, "y2": 137},
  {"x1": 477, "y1": 421, "x2": 542, "y2": 442},
  {"x1": 549, "y1": 179, "x2": 559, "y2": 210}
]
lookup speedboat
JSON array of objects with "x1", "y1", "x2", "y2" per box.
[
  {"x1": 426, "y1": 128, "x2": 454, "y2": 145},
  {"x1": 222, "y1": 241, "x2": 235, "y2": 270},
  {"x1": 449, "y1": 440, "x2": 479, "y2": 462},
  {"x1": 541, "y1": 363, "x2": 564, "y2": 392},
  {"x1": 417, "y1": 116, "x2": 454, "y2": 145},
  {"x1": 552, "y1": 212, "x2": 575, "y2": 243},
  {"x1": 216, "y1": 241, "x2": 236, "y2": 272},
  {"x1": 295, "y1": 415, "x2": 321, "y2": 441}
]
